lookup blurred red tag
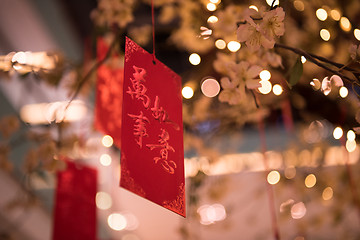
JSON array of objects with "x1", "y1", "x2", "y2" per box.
[
  {"x1": 94, "y1": 37, "x2": 123, "y2": 148},
  {"x1": 120, "y1": 37, "x2": 185, "y2": 217},
  {"x1": 53, "y1": 157, "x2": 97, "y2": 240}
]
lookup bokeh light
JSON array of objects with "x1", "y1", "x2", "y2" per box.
[
  {"x1": 182, "y1": 86, "x2": 194, "y2": 99},
  {"x1": 293, "y1": 0, "x2": 305, "y2": 11},
  {"x1": 330, "y1": 9, "x2": 341, "y2": 21},
  {"x1": 249, "y1": 5, "x2": 258, "y2": 12},
  {"x1": 260, "y1": 70, "x2": 271, "y2": 81},
  {"x1": 340, "y1": 17, "x2": 351, "y2": 32},
  {"x1": 310, "y1": 78, "x2": 321, "y2": 90},
  {"x1": 102, "y1": 135, "x2": 113, "y2": 148},
  {"x1": 108, "y1": 213, "x2": 127, "y2": 231},
  {"x1": 320, "y1": 29, "x2": 331, "y2": 41},
  {"x1": 291, "y1": 202, "x2": 307, "y2": 219},
  {"x1": 96, "y1": 192, "x2": 112, "y2": 210},
  {"x1": 284, "y1": 166, "x2": 296, "y2": 179},
  {"x1": 267, "y1": 170, "x2": 280, "y2": 185},
  {"x1": 266, "y1": 0, "x2": 279, "y2": 6},
  {"x1": 189, "y1": 53, "x2": 201, "y2": 65},
  {"x1": 305, "y1": 174, "x2": 316, "y2": 188},
  {"x1": 215, "y1": 39, "x2": 226, "y2": 49},
  {"x1": 272, "y1": 84, "x2": 283, "y2": 96},
  {"x1": 347, "y1": 130, "x2": 356, "y2": 141},
  {"x1": 322, "y1": 187, "x2": 334, "y2": 201},
  {"x1": 339, "y1": 86, "x2": 348, "y2": 98},
  {"x1": 197, "y1": 203, "x2": 227, "y2": 225},
  {"x1": 227, "y1": 41, "x2": 241, "y2": 52},
  {"x1": 258, "y1": 80, "x2": 272, "y2": 94},
  {"x1": 333, "y1": 127, "x2": 343, "y2": 140},
  {"x1": 207, "y1": 15, "x2": 218, "y2": 23},
  {"x1": 301, "y1": 56, "x2": 307, "y2": 63},
  {"x1": 201, "y1": 78, "x2": 220, "y2": 97},
  {"x1": 354, "y1": 29, "x2": 360, "y2": 41},
  {"x1": 207, "y1": 3, "x2": 217, "y2": 11},
  {"x1": 346, "y1": 139, "x2": 356, "y2": 152},
  {"x1": 100, "y1": 153, "x2": 112, "y2": 166},
  {"x1": 316, "y1": 8, "x2": 328, "y2": 21}
]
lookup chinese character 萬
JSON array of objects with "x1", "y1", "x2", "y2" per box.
[{"x1": 127, "y1": 66, "x2": 150, "y2": 108}]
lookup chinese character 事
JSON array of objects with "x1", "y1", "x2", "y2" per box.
[{"x1": 128, "y1": 111, "x2": 149, "y2": 148}]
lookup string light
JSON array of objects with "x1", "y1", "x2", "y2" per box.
[
  {"x1": 209, "y1": 0, "x2": 220, "y2": 4},
  {"x1": 189, "y1": 53, "x2": 201, "y2": 65}
]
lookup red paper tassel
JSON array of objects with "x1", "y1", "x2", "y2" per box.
[{"x1": 53, "y1": 157, "x2": 97, "y2": 240}]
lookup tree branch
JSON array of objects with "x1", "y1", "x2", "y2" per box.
[
  {"x1": 274, "y1": 43, "x2": 356, "y2": 84},
  {"x1": 67, "y1": 31, "x2": 122, "y2": 107}
]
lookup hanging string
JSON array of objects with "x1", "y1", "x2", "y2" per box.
[
  {"x1": 258, "y1": 119, "x2": 281, "y2": 240},
  {"x1": 151, "y1": 0, "x2": 156, "y2": 63}
]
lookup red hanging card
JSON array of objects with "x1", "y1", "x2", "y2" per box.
[
  {"x1": 94, "y1": 37, "x2": 123, "y2": 148},
  {"x1": 53, "y1": 157, "x2": 97, "y2": 240},
  {"x1": 120, "y1": 37, "x2": 185, "y2": 217}
]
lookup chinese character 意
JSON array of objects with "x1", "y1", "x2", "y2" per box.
[
  {"x1": 146, "y1": 129, "x2": 177, "y2": 174},
  {"x1": 128, "y1": 111, "x2": 149, "y2": 148},
  {"x1": 127, "y1": 66, "x2": 150, "y2": 108}
]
